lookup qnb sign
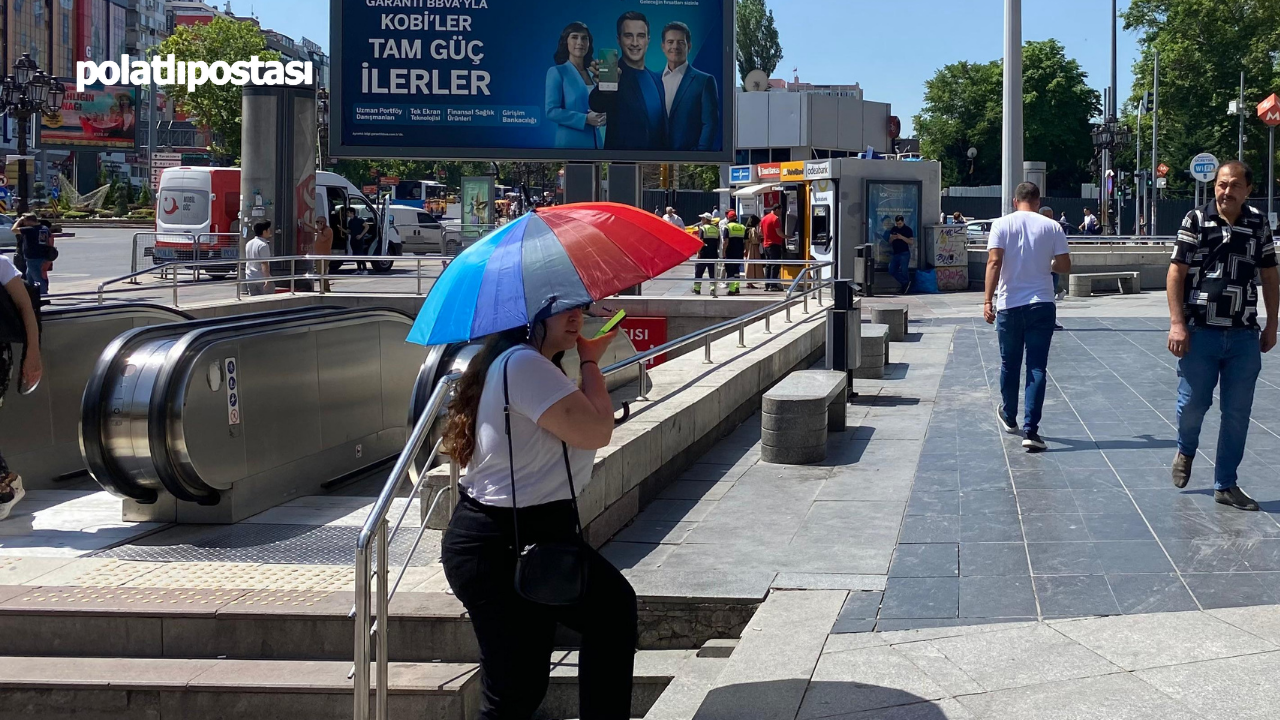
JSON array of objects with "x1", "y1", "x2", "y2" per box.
[{"x1": 76, "y1": 55, "x2": 314, "y2": 92}]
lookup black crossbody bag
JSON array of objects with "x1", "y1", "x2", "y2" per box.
[{"x1": 503, "y1": 356, "x2": 589, "y2": 606}]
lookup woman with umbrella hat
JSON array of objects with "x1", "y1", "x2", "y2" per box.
[{"x1": 413, "y1": 203, "x2": 702, "y2": 719}]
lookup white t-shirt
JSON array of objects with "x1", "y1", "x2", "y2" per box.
[
  {"x1": 664, "y1": 213, "x2": 684, "y2": 228},
  {"x1": 462, "y1": 345, "x2": 595, "y2": 508},
  {"x1": 987, "y1": 210, "x2": 1069, "y2": 311},
  {"x1": 0, "y1": 255, "x2": 18, "y2": 286},
  {"x1": 245, "y1": 237, "x2": 272, "y2": 281}
]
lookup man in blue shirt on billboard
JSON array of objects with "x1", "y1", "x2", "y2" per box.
[
  {"x1": 589, "y1": 12, "x2": 667, "y2": 152},
  {"x1": 661, "y1": 21, "x2": 719, "y2": 152}
]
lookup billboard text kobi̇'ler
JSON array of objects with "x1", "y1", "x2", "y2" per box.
[{"x1": 331, "y1": 0, "x2": 733, "y2": 162}]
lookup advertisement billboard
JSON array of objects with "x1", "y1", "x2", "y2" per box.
[
  {"x1": 866, "y1": 181, "x2": 921, "y2": 267},
  {"x1": 330, "y1": 0, "x2": 733, "y2": 162},
  {"x1": 38, "y1": 84, "x2": 138, "y2": 151},
  {"x1": 460, "y1": 176, "x2": 495, "y2": 239}
]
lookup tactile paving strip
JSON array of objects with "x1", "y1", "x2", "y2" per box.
[
  {"x1": 11, "y1": 586, "x2": 245, "y2": 607},
  {"x1": 121, "y1": 562, "x2": 354, "y2": 591},
  {"x1": 95, "y1": 524, "x2": 441, "y2": 567}
]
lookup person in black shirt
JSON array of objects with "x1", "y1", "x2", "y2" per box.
[
  {"x1": 887, "y1": 215, "x2": 914, "y2": 294},
  {"x1": 588, "y1": 12, "x2": 667, "y2": 151},
  {"x1": 1167, "y1": 160, "x2": 1279, "y2": 510},
  {"x1": 345, "y1": 207, "x2": 369, "y2": 274}
]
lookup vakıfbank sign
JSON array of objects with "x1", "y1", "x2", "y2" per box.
[{"x1": 330, "y1": 0, "x2": 734, "y2": 162}]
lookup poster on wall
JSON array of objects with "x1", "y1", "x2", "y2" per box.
[
  {"x1": 932, "y1": 226, "x2": 969, "y2": 291},
  {"x1": 866, "y1": 181, "x2": 921, "y2": 267},
  {"x1": 460, "y1": 176, "x2": 495, "y2": 239},
  {"x1": 330, "y1": 0, "x2": 733, "y2": 162},
  {"x1": 38, "y1": 84, "x2": 138, "y2": 151}
]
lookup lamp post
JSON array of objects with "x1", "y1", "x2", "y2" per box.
[
  {"x1": 967, "y1": 147, "x2": 977, "y2": 182},
  {"x1": 1, "y1": 53, "x2": 66, "y2": 214},
  {"x1": 1001, "y1": 0, "x2": 1023, "y2": 216}
]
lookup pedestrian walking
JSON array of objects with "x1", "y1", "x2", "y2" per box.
[
  {"x1": 1079, "y1": 207, "x2": 1100, "y2": 236},
  {"x1": 692, "y1": 213, "x2": 720, "y2": 296},
  {"x1": 720, "y1": 210, "x2": 747, "y2": 295},
  {"x1": 760, "y1": 204, "x2": 785, "y2": 291},
  {"x1": 984, "y1": 182, "x2": 1071, "y2": 451},
  {"x1": 440, "y1": 307, "x2": 636, "y2": 720},
  {"x1": 0, "y1": 252, "x2": 42, "y2": 519},
  {"x1": 1166, "y1": 160, "x2": 1278, "y2": 511},
  {"x1": 743, "y1": 214, "x2": 763, "y2": 289},
  {"x1": 313, "y1": 217, "x2": 333, "y2": 293},
  {"x1": 662, "y1": 206, "x2": 684, "y2": 229},
  {"x1": 245, "y1": 221, "x2": 274, "y2": 296},
  {"x1": 10, "y1": 215, "x2": 48, "y2": 294},
  {"x1": 887, "y1": 215, "x2": 914, "y2": 294}
]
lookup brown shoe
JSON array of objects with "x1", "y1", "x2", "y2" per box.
[
  {"x1": 1215, "y1": 487, "x2": 1260, "y2": 511},
  {"x1": 1172, "y1": 452, "x2": 1193, "y2": 488}
]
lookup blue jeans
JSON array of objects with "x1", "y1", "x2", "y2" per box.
[
  {"x1": 23, "y1": 259, "x2": 47, "y2": 294},
  {"x1": 996, "y1": 302, "x2": 1056, "y2": 434},
  {"x1": 889, "y1": 251, "x2": 911, "y2": 292},
  {"x1": 1176, "y1": 326, "x2": 1262, "y2": 491}
]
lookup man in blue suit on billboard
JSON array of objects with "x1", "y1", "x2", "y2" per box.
[
  {"x1": 588, "y1": 12, "x2": 666, "y2": 151},
  {"x1": 660, "y1": 21, "x2": 719, "y2": 152}
]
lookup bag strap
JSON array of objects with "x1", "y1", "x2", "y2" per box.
[{"x1": 502, "y1": 351, "x2": 585, "y2": 552}]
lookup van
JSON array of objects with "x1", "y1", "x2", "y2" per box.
[
  {"x1": 155, "y1": 168, "x2": 399, "y2": 276},
  {"x1": 385, "y1": 205, "x2": 450, "y2": 255}
]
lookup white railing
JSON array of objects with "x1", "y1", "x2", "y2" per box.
[{"x1": 350, "y1": 262, "x2": 833, "y2": 720}]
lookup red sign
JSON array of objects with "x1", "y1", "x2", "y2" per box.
[
  {"x1": 1258, "y1": 94, "x2": 1280, "y2": 127},
  {"x1": 362, "y1": 185, "x2": 377, "y2": 194},
  {"x1": 379, "y1": 176, "x2": 400, "y2": 185},
  {"x1": 887, "y1": 115, "x2": 901, "y2": 139},
  {"x1": 1156, "y1": 163, "x2": 1170, "y2": 178},
  {"x1": 621, "y1": 317, "x2": 667, "y2": 367},
  {"x1": 756, "y1": 163, "x2": 781, "y2": 181}
]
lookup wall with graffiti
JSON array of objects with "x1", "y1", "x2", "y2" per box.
[{"x1": 932, "y1": 226, "x2": 969, "y2": 291}]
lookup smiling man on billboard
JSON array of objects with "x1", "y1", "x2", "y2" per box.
[
  {"x1": 588, "y1": 11, "x2": 667, "y2": 151},
  {"x1": 660, "y1": 21, "x2": 719, "y2": 152}
]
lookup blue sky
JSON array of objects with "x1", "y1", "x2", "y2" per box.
[{"x1": 244, "y1": 0, "x2": 1142, "y2": 138}]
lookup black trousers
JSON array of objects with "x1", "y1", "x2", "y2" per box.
[
  {"x1": 694, "y1": 247, "x2": 719, "y2": 280},
  {"x1": 441, "y1": 494, "x2": 637, "y2": 720},
  {"x1": 763, "y1": 244, "x2": 783, "y2": 288},
  {"x1": 723, "y1": 239, "x2": 744, "y2": 278}
]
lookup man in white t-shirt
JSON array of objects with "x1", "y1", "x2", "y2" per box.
[
  {"x1": 662, "y1": 207, "x2": 684, "y2": 229},
  {"x1": 245, "y1": 221, "x2": 274, "y2": 296},
  {"x1": 984, "y1": 182, "x2": 1071, "y2": 451}
]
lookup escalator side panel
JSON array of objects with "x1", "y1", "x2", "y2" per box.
[
  {"x1": 316, "y1": 321, "x2": 383, "y2": 450},
  {"x1": 378, "y1": 317, "x2": 419, "y2": 434}
]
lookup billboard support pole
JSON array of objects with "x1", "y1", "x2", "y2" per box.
[{"x1": 563, "y1": 164, "x2": 598, "y2": 204}]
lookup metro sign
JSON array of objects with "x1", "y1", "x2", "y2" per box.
[
  {"x1": 1259, "y1": 94, "x2": 1280, "y2": 127},
  {"x1": 1156, "y1": 163, "x2": 1170, "y2": 178}
]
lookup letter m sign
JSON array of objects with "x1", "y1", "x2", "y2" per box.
[{"x1": 1258, "y1": 94, "x2": 1280, "y2": 127}]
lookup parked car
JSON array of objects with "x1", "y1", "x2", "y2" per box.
[
  {"x1": 386, "y1": 205, "x2": 447, "y2": 255},
  {"x1": 965, "y1": 219, "x2": 995, "y2": 242}
]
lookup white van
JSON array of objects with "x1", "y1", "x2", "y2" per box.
[{"x1": 384, "y1": 205, "x2": 450, "y2": 255}]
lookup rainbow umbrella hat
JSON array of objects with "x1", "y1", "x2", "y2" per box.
[{"x1": 407, "y1": 203, "x2": 704, "y2": 346}]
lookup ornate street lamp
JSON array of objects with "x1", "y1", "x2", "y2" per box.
[{"x1": 1, "y1": 54, "x2": 66, "y2": 213}]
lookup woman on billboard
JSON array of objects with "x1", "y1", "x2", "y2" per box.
[{"x1": 544, "y1": 22, "x2": 606, "y2": 149}]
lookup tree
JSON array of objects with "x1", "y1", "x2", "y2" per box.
[
  {"x1": 1122, "y1": 0, "x2": 1280, "y2": 196},
  {"x1": 736, "y1": 0, "x2": 783, "y2": 86},
  {"x1": 155, "y1": 17, "x2": 282, "y2": 163},
  {"x1": 914, "y1": 40, "x2": 1101, "y2": 194}
]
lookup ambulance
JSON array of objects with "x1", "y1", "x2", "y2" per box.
[{"x1": 154, "y1": 167, "x2": 397, "y2": 277}]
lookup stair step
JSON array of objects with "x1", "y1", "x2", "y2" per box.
[{"x1": 0, "y1": 656, "x2": 479, "y2": 720}]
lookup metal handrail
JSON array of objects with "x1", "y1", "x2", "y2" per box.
[{"x1": 350, "y1": 261, "x2": 833, "y2": 719}]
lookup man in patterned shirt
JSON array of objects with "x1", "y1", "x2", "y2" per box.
[{"x1": 1167, "y1": 160, "x2": 1279, "y2": 510}]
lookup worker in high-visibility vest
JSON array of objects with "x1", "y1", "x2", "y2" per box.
[
  {"x1": 720, "y1": 210, "x2": 747, "y2": 296},
  {"x1": 692, "y1": 212, "x2": 720, "y2": 296}
]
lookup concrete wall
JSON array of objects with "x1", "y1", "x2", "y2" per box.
[
  {"x1": 735, "y1": 91, "x2": 892, "y2": 155},
  {"x1": 832, "y1": 157, "x2": 944, "y2": 279},
  {"x1": 966, "y1": 244, "x2": 1173, "y2": 291}
]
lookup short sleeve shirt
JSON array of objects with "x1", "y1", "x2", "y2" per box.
[
  {"x1": 987, "y1": 211, "x2": 1070, "y2": 311},
  {"x1": 890, "y1": 225, "x2": 914, "y2": 255},
  {"x1": 0, "y1": 255, "x2": 19, "y2": 285},
  {"x1": 462, "y1": 346, "x2": 596, "y2": 508},
  {"x1": 760, "y1": 213, "x2": 784, "y2": 247},
  {"x1": 1171, "y1": 202, "x2": 1277, "y2": 329}
]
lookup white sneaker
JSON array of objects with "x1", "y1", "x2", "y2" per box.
[
  {"x1": 0, "y1": 475, "x2": 26, "y2": 521},
  {"x1": 1055, "y1": 290, "x2": 1066, "y2": 301}
]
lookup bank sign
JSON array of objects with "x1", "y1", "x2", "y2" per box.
[{"x1": 330, "y1": 0, "x2": 733, "y2": 163}]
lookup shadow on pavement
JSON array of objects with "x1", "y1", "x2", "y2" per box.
[{"x1": 693, "y1": 679, "x2": 953, "y2": 719}]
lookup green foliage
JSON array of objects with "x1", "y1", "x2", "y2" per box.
[
  {"x1": 137, "y1": 184, "x2": 152, "y2": 206},
  {"x1": 329, "y1": 159, "x2": 565, "y2": 196},
  {"x1": 736, "y1": 0, "x2": 783, "y2": 85},
  {"x1": 127, "y1": 209, "x2": 156, "y2": 219},
  {"x1": 915, "y1": 40, "x2": 1101, "y2": 194},
  {"x1": 63, "y1": 211, "x2": 90, "y2": 219},
  {"x1": 1122, "y1": 0, "x2": 1280, "y2": 196},
  {"x1": 155, "y1": 17, "x2": 281, "y2": 163},
  {"x1": 115, "y1": 188, "x2": 130, "y2": 217},
  {"x1": 102, "y1": 178, "x2": 118, "y2": 208}
]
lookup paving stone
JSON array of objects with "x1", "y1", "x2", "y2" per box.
[
  {"x1": 771, "y1": 574, "x2": 886, "y2": 592},
  {"x1": 1016, "y1": 489, "x2": 1080, "y2": 514},
  {"x1": 1182, "y1": 572, "x2": 1277, "y2": 609},
  {"x1": 1105, "y1": 574, "x2": 1199, "y2": 614},
  {"x1": 957, "y1": 671, "x2": 1203, "y2": 720},
  {"x1": 900, "y1": 516, "x2": 960, "y2": 544},
  {"x1": 959, "y1": 490, "x2": 1018, "y2": 515},
  {"x1": 906, "y1": 492, "x2": 960, "y2": 517},
  {"x1": 1091, "y1": 541, "x2": 1175, "y2": 574},
  {"x1": 880, "y1": 578, "x2": 958, "y2": 620},
  {"x1": 1051, "y1": 610, "x2": 1276, "y2": 671},
  {"x1": 1136, "y1": 650, "x2": 1280, "y2": 720},
  {"x1": 1208, "y1": 604, "x2": 1280, "y2": 645},
  {"x1": 600, "y1": 542, "x2": 674, "y2": 572},
  {"x1": 923, "y1": 623, "x2": 1121, "y2": 692},
  {"x1": 959, "y1": 515, "x2": 1023, "y2": 543},
  {"x1": 620, "y1": 569, "x2": 775, "y2": 601},
  {"x1": 657, "y1": 480, "x2": 735, "y2": 501},
  {"x1": 959, "y1": 543, "x2": 1029, "y2": 576},
  {"x1": 796, "y1": 645, "x2": 949, "y2": 719},
  {"x1": 642, "y1": 655, "x2": 728, "y2": 720},
  {"x1": 889, "y1": 544, "x2": 959, "y2": 578},
  {"x1": 1021, "y1": 514, "x2": 1091, "y2": 543},
  {"x1": 1082, "y1": 513, "x2": 1156, "y2": 541},
  {"x1": 614, "y1": 520, "x2": 696, "y2": 545},
  {"x1": 959, "y1": 576, "x2": 1037, "y2": 618},
  {"x1": 836, "y1": 591, "x2": 884, "y2": 620},
  {"x1": 1027, "y1": 542, "x2": 1105, "y2": 576},
  {"x1": 1033, "y1": 575, "x2": 1121, "y2": 618}
]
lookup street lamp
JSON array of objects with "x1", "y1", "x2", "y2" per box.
[{"x1": 0, "y1": 54, "x2": 65, "y2": 214}]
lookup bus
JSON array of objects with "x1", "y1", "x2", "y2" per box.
[{"x1": 393, "y1": 179, "x2": 450, "y2": 217}]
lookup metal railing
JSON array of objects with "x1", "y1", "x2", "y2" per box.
[{"x1": 350, "y1": 262, "x2": 832, "y2": 720}]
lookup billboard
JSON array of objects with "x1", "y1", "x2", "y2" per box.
[
  {"x1": 866, "y1": 181, "x2": 922, "y2": 267},
  {"x1": 38, "y1": 84, "x2": 138, "y2": 151},
  {"x1": 330, "y1": 0, "x2": 733, "y2": 162}
]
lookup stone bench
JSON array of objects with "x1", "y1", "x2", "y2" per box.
[
  {"x1": 871, "y1": 305, "x2": 908, "y2": 342},
  {"x1": 851, "y1": 323, "x2": 889, "y2": 379},
  {"x1": 761, "y1": 370, "x2": 848, "y2": 465},
  {"x1": 1068, "y1": 271, "x2": 1141, "y2": 298}
]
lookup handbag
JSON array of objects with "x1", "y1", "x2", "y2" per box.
[{"x1": 503, "y1": 354, "x2": 589, "y2": 606}]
